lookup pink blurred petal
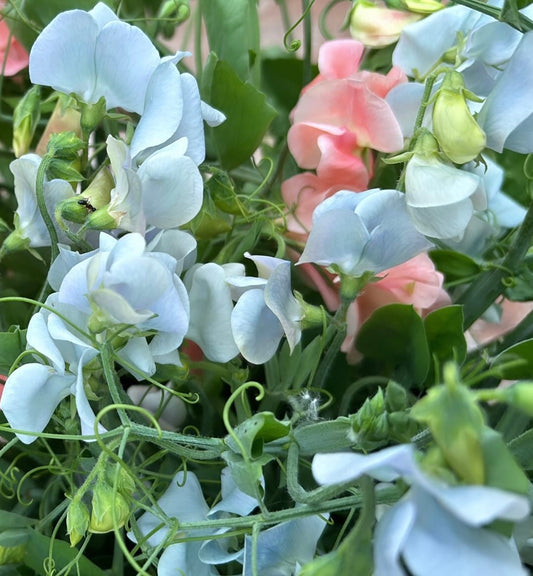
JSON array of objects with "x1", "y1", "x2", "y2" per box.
[
  {"x1": 0, "y1": 20, "x2": 29, "y2": 76},
  {"x1": 317, "y1": 39, "x2": 365, "y2": 79}
]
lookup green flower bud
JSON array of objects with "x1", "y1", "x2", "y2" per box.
[
  {"x1": 47, "y1": 131, "x2": 85, "y2": 160},
  {"x1": 105, "y1": 466, "x2": 136, "y2": 498},
  {"x1": 504, "y1": 382, "x2": 533, "y2": 417},
  {"x1": 56, "y1": 168, "x2": 113, "y2": 224},
  {"x1": 1, "y1": 228, "x2": 31, "y2": 256},
  {"x1": 13, "y1": 85, "x2": 41, "y2": 157},
  {"x1": 84, "y1": 206, "x2": 119, "y2": 231},
  {"x1": 47, "y1": 158, "x2": 84, "y2": 183},
  {"x1": 66, "y1": 498, "x2": 90, "y2": 547},
  {"x1": 432, "y1": 70, "x2": 486, "y2": 164},
  {"x1": 36, "y1": 97, "x2": 82, "y2": 157},
  {"x1": 89, "y1": 482, "x2": 130, "y2": 534},
  {"x1": 80, "y1": 97, "x2": 107, "y2": 135}
]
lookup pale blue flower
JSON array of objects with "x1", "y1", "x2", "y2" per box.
[
  {"x1": 227, "y1": 254, "x2": 302, "y2": 365},
  {"x1": 477, "y1": 31, "x2": 533, "y2": 154},
  {"x1": 129, "y1": 468, "x2": 260, "y2": 576},
  {"x1": 106, "y1": 135, "x2": 204, "y2": 231},
  {"x1": 405, "y1": 154, "x2": 487, "y2": 240},
  {"x1": 184, "y1": 263, "x2": 243, "y2": 363},
  {"x1": 0, "y1": 294, "x2": 100, "y2": 444},
  {"x1": 10, "y1": 154, "x2": 74, "y2": 247},
  {"x1": 313, "y1": 445, "x2": 530, "y2": 576},
  {"x1": 130, "y1": 57, "x2": 225, "y2": 166},
  {"x1": 29, "y1": 3, "x2": 160, "y2": 114},
  {"x1": 241, "y1": 515, "x2": 327, "y2": 576},
  {"x1": 298, "y1": 189, "x2": 432, "y2": 276},
  {"x1": 393, "y1": 1, "x2": 530, "y2": 93},
  {"x1": 55, "y1": 233, "x2": 189, "y2": 365}
]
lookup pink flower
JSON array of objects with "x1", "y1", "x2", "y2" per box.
[
  {"x1": 287, "y1": 39, "x2": 406, "y2": 180},
  {"x1": 341, "y1": 253, "x2": 450, "y2": 362},
  {"x1": 0, "y1": 11, "x2": 28, "y2": 76}
]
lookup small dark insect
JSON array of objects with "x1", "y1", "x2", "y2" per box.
[{"x1": 77, "y1": 197, "x2": 96, "y2": 213}]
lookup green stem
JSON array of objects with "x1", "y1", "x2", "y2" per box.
[
  {"x1": 452, "y1": 0, "x2": 533, "y2": 31},
  {"x1": 457, "y1": 194, "x2": 533, "y2": 329},
  {"x1": 302, "y1": 0, "x2": 312, "y2": 86},
  {"x1": 312, "y1": 299, "x2": 350, "y2": 389},
  {"x1": 286, "y1": 442, "x2": 359, "y2": 504},
  {"x1": 35, "y1": 154, "x2": 59, "y2": 262}
]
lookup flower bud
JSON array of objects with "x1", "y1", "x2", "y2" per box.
[
  {"x1": 89, "y1": 482, "x2": 130, "y2": 534},
  {"x1": 35, "y1": 97, "x2": 81, "y2": 157},
  {"x1": 66, "y1": 498, "x2": 90, "y2": 547},
  {"x1": 80, "y1": 97, "x2": 107, "y2": 135},
  {"x1": 84, "y1": 206, "x2": 120, "y2": 231},
  {"x1": 1, "y1": 228, "x2": 31, "y2": 256},
  {"x1": 12, "y1": 85, "x2": 41, "y2": 157},
  {"x1": 56, "y1": 168, "x2": 114, "y2": 224},
  {"x1": 432, "y1": 70, "x2": 486, "y2": 164},
  {"x1": 47, "y1": 131, "x2": 85, "y2": 160},
  {"x1": 350, "y1": 0, "x2": 422, "y2": 47},
  {"x1": 504, "y1": 382, "x2": 533, "y2": 417}
]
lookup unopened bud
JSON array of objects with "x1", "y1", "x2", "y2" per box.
[
  {"x1": 80, "y1": 97, "x2": 107, "y2": 135},
  {"x1": 36, "y1": 97, "x2": 81, "y2": 157},
  {"x1": 432, "y1": 70, "x2": 486, "y2": 164},
  {"x1": 66, "y1": 498, "x2": 90, "y2": 547},
  {"x1": 13, "y1": 85, "x2": 41, "y2": 157},
  {"x1": 47, "y1": 131, "x2": 84, "y2": 160},
  {"x1": 89, "y1": 482, "x2": 130, "y2": 534},
  {"x1": 350, "y1": 0, "x2": 422, "y2": 47},
  {"x1": 504, "y1": 382, "x2": 533, "y2": 417}
]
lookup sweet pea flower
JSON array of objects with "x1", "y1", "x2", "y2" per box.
[
  {"x1": 184, "y1": 263, "x2": 243, "y2": 363},
  {"x1": 29, "y1": 3, "x2": 159, "y2": 114},
  {"x1": 227, "y1": 254, "x2": 303, "y2": 365},
  {"x1": 405, "y1": 132, "x2": 486, "y2": 240},
  {"x1": 0, "y1": 6, "x2": 29, "y2": 76},
  {"x1": 298, "y1": 189, "x2": 432, "y2": 277},
  {"x1": 4, "y1": 154, "x2": 74, "y2": 250},
  {"x1": 477, "y1": 31, "x2": 533, "y2": 154},
  {"x1": 393, "y1": 2, "x2": 529, "y2": 89},
  {"x1": 129, "y1": 468, "x2": 260, "y2": 576},
  {"x1": 288, "y1": 40, "x2": 406, "y2": 184},
  {"x1": 313, "y1": 444, "x2": 530, "y2": 576},
  {"x1": 0, "y1": 294, "x2": 100, "y2": 444},
  {"x1": 102, "y1": 135, "x2": 203, "y2": 232},
  {"x1": 55, "y1": 232, "x2": 189, "y2": 366},
  {"x1": 241, "y1": 514, "x2": 328, "y2": 576},
  {"x1": 341, "y1": 253, "x2": 450, "y2": 362}
]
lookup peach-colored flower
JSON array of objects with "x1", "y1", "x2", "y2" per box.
[
  {"x1": 287, "y1": 39, "x2": 406, "y2": 180},
  {"x1": 341, "y1": 253, "x2": 450, "y2": 362},
  {"x1": 467, "y1": 299, "x2": 533, "y2": 349},
  {"x1": 0, "y1": 12, "x2": 28, "y2": 76}
]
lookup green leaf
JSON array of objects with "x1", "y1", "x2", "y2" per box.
[
  {"x1": 492, "y1": 338, "x2": 533, "y2": 379},
  {"x1": 293, "y1": 418, "x2": 353, "y2": 455},
  {"x1": 221, "y1": 451, "x2": 272, "y2": 499},
  {"x1": 509, "y1": 428, "x2": 533, "y2": 471},
  {"x1": 0, "y1": 327, "x2": 26, "y2": 375},
  {"x1": 481, "y1": 427, "x2": 529, "y2": 495},
  {"x1": 0, "y1": 511, "x2": 35, "y2": 531},
  {"x1": 429, "y1": 249, "x2": 481, "y2": 284},
  {"x1": 200, "y1": 0, "x2": 260, "y2": 84},
  {"x1": 23, "y1": 529, "x2": 106, "y2": 576},
  {"x1": 203, "y1": 54, "x2": 277, "y2": 170},
  {"x1": 355, "y1": 304, "x2": 429, "y2": 386},
  {"x1": 424, "y1": 305, "x2": 466, "y2": 385},
  {"x1": 225, "y1": 412, "x2": 289, "y2": 458}
]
